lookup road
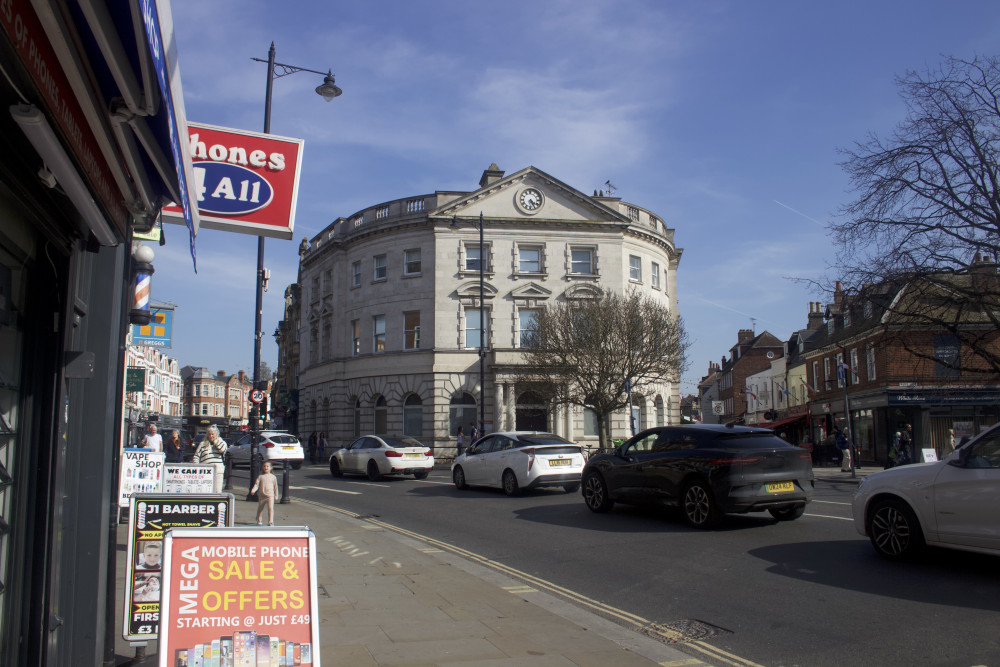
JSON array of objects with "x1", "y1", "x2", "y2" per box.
[{"x1": 231, "y1": 463, "x2": 1000, "y2": 666}]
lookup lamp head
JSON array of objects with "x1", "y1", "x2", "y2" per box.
[{"x1": 316, "y1": 72, "x2": 342, "y2": 102}]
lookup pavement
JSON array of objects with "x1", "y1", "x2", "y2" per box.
[{"x1": 113, "y1": 463, "x2": 872, "y2": 666}]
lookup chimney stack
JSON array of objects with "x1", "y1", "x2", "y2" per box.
[{"x1": 479, "y1": 162, "x2": 504, "y2": 188}]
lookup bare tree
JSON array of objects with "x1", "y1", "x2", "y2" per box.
[
  {"x1": 517, "y1": 290, "x2": 689, "y2": 450},
  {"x1": 834, "y1": 55, "x2": 1000, "y2": 374}
]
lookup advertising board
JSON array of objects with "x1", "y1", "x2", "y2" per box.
[
  {"x1": 163, "y1": 463, "x2": 217, "y2": 494},
  {"x1": 119, "y1": 449, "x2": 166, "y2": 507},
  {"x1": 159, "y1": 528, "x2": 319, "y2": 666},
  {"x1": 123, "y1": 494, "x2": 234, "y2": 642}
]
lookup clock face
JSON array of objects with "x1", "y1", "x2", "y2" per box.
[{"x1": 518, "y1": 187, "x2": 543, "y2": 212}]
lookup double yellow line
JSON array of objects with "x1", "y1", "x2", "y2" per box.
[{"x1": 299, "y1": 498, "x2": 766, "y2": 667}]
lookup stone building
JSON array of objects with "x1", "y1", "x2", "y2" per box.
[{"x1": 296, "y1": 164, "x2": 683, "y2": 454}]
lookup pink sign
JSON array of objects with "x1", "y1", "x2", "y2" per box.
[{"x1": 162, "y1": 122, "x2": 304, "y2": 239}]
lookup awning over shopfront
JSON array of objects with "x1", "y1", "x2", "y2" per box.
[{"x1": 758, "y1": 413, "x2": 808, "y2": 429}]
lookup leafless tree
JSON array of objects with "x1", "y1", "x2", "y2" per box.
[
  {"x1": 517, "y1": 290, "x2": 689, "y2": 450},
  {"x1": 834, "y1": 55, "x2": 1000, "y2": 374}
]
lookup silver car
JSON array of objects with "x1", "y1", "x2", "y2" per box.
[
  {"x1": 451, "y1": 431, "x2": 586, "y2": 496},
  {"x1": 852, "y1": 423, "x2": 1000, "y2": 559}
]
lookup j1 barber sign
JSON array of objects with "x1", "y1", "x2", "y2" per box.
[{"x1": 161, "y1": 122, "x2": 304, "y2": 239}]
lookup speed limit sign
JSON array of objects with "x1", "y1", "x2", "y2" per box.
[{"x1": 250, "y1": 389, "x2": 265, "y2": 404}]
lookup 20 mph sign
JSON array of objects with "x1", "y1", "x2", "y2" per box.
[{"x1": 250, "y1": 389, "x2": 265, "y2": 404}]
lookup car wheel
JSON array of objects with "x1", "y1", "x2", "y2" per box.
[
  {"x1": 413, "y1": 471, "x2": 429, "y2": 480},
  {"x1": 682, "y1": 479, "x2": 722, "y2": 528},
  {"x1": 330, "y1": 458, "x2": 343, "y2": 478},
  {"x1": 582, "y1": 472, "x2": 614, "y2": 513},
  {"x1": 366, "y1": 460, "x2": 382, "y2": 481},
  {"x1": 453, "y1": 466, "x2": 468, "y2": 489},
  {"x1": 290, "y1": 461, "x2": 302, "y2": 470},
  {"x1": 563, "y1": 483, "x2": 580, "y2": 493},
  {"x1": 502, "y1": 470, "x2": 520, "y2": 497},
  {"x1": 868, "y1": 498, "x2": 925, "y2": 559},
  {"x1": 769, "y1": 505, "x2": 805, "y2": 521}
]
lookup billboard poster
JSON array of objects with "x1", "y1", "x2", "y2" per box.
[
  {"x1": 163, "y1": 464, "x2": 217, "y2": 494},
  {"x1": 161, "y1": 121, "x2": 305, "y2": 240},
  {"x1": 123, "y1": 494, "x2": 234, "y2": 642},
  {"x1": 119, "y1": 449, "x2": 167, "y2": 507},
  {"x1": 159, "y1": 528, "x2": 319, "y2": 667}
]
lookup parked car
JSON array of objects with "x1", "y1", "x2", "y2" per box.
[
  {"x1": 582, "y1": 424, "x2": 814, "y2": 528},
  {"x1": 852, "y1": 423, "x2": 1000, "y2": 559},
  {"x1": 451, "y1": 432, "x2": 587, "y2": 496},
  {"x1": 329, "y1": 435, "x2": 434, "y2": 480},
  {"x1": 226, "y1": 430, "x2": 304, "y2": 469}
]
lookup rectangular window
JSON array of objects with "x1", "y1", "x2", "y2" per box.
[
  {"x1": 373, "y1": 254, "x2": 387, "y2": 281},
  {"x1": 570, "y1": 247, "x2": 594, "y2": 275},
  {"x1": 373, "y1": 315, "x2": 386, "y2": 352},
  {"x1": 404, "y1": 311, "x2": 420, "y2": 349},
  {"x1": 835, "y1": 352, "x2": 844, "y2": 388},
  {"x1": 351, "y1": 319, "x2": 360, "y2": 356},
  {"x1": 866, "y1": 344, "x2": 876, "y2": 381},
  {"x1": 518, "y1": 309, "x2": 539, "y2": 348},
  {"x1": 465, "y1": 309, "x2": 488, "y2": 349},
  {"x1": 584, "y1": 408, "x2": 598, "y2": 436},
  {"x1": 352, "y1": 261, "x2": 361, "y2": 287},
  {"x1": 822, "y1": 359, "x2": 830, "y2": 390},
  {"x1": 404, "y1": 248, "x2": 421, "y2": 275},
  {"x1": 465, "y1": 244, "x2": 489, "y2": 272},
  {"x1": 850, "y1": 348, "x2": 859, "y2": 384},
  {"x1": 651, "y1": 261, "x2": 661, "y2": 289},
  {"x1": 629, "y1": 255, "x2": 642, "y2": 282},
  {"x1": 518, "y1": 246, "x2": 541, "y2": 273},
  {"x1": 193, "y1": 385, "x2": 199, "y2": 397}
]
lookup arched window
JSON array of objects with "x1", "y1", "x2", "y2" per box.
[
  {"x1": 403, "y1": 394, "x2": 423, "y2": 437},
  {"x1": 373, "y1": 395, "x2": 387, "y2": 434},
  {"x1": 516, "y1": 391, "x2": 547, "y2": 431},
  {"x1": 655, "y1": 396, "x2": 665, "y2": 427},
  {"x1": 449, "y1": 392, "x2": 477, "y2": 437},
  {"x1": 351, "y1": 397, "x2": 361, "y2": 437}
]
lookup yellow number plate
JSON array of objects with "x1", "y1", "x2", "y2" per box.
[
  {"x1": 548, "y1": 459, "x2": 571, "y2": 467},
  {"x1": 766, "y1": 481, "x2": 794, "y2": 493},
  {"x1": 404, "y1": 453, "x2": 423, "y2": 459}
]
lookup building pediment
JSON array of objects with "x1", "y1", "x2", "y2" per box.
[
  {"x1": 563, "y1": 284, "x2": 603, "y2": 300},
  {"x1": 509, "y1": 283, "x2": 552, "y2": 300},
  {"x1": 431, "y1": 165, "x2": 631, "y2": 226},
  {"x1": 456, "y1": 282, "x2": 498, "y2": 299}
]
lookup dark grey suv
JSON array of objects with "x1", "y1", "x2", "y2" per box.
[{"x1": 582, "y1": 424, "x2": 814, "y2": 528}]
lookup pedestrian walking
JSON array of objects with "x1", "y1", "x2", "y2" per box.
[
  {"x1": 456, "y1": 426, "x2": 465, "y2": 457},
  {"x1": 318, "y1": 432, "x2": 328, "y2": 463},
  {"x1": 251, "y1": 461, "x2": 278, "y2": 526},
  {"x1": 142, "y1": 423, "x2": 163, "y2": 452},
  {"x1": 164, "y1": 429, "x2": 184, "y2": 463},
  {"x1": 307, "y1": 431, "x2": 318, "y2": 465},
  {"x1": 194, "y1": 424, "x2": 228, "y2": 492},
  {"x1": 469, "y1": 421, "x2": 479, "y2": 443},
  {"x1": 836, "y1": 428, "x2": 852, "y2": 471}
]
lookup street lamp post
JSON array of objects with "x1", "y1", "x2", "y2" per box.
[
  {"x1": 248, "y1": 43, "x2": 341, "y2": 504},
  {"x1": 452, "y1": 213, "x2": 487, "y2": 433}
]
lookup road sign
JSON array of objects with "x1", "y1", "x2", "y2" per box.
[{"x1": 250, "y1": 389, "x2": 265, "y2": 404}]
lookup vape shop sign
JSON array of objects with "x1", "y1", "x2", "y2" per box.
[{"x1": 159, "y1": 528, "x2": 319, "y2": 667}]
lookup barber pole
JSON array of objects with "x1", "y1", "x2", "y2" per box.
[{"x1": 134, "y1": 270, "x2": 151, "y2": 311}]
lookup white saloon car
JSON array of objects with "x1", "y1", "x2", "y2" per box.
[
  {"x1": 451, "y1": 431, "x2": 587, "y2": 496},
  {"x1": 330, "y1": 435, "x2": 434, "y2": 480},
  {"x1": 226, "y1": 431, "x2": 305, "y2": 470},
  {"x1": 852, "y1": 423, "x2": 1000, "y2": 559}
]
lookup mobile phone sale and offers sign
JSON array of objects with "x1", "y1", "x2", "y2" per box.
[{"x1": 159, "y1": 528, "x2": 320, "y2": 667}]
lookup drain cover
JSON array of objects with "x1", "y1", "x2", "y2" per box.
[{"x1": 639, "y1": 619, "x2": 731, "y2": 644}]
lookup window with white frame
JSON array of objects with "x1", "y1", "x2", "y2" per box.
[
  {"x1": 570, "y1": 247, "x2": 594, "y2": 275},
  {"x1": 518, "y1": 309, "x2": 539, "y2": 348},
  {"x1": 404, "y1": 311, "x2": 420, "y2": 349},
  {"x1": 835, "y1": 352, "x2": 844, "y2": 388},
  {"x1": 651, "y1": 261, "x2": 660, "y2": 289},
  {"x1": 629, "y1": 255, "x2": 642, "y2": 282},
  {"x1": 850, "y1": 348, "x2": 859, "y2": 384},
  {"x1": 373, "y1": 254, "x2": 387, "y2": 281},
  {"x1": 352, "y1": 261, "x2": 361, "y2": 287},
  {"x1": 465, "y1": 308, "x2": 488, "y2": 349},
  {"x1": 373, "y1": 314, "x2": 386, "y2": 352},
  {"x1": 866, "y1": 343, "x2": 876, "y2": 381},
  {"x1": 517, "y1": 246, "x2": 542, "y2": 274},
  {"x1": 403, "y1": 248, "x2": 421, "y2": 275},
  {"x1": 351, "y1": 319, "x2": 360, "y2": 356},
  {"x1": 464, "y1": 243, "x2": 490, "y2": 272}
]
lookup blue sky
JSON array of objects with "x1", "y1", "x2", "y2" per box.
[{"x1": 157, "y1": 0, "x2": 1000, "y2": 396}]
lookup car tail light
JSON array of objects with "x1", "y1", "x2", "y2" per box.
[
  {"x1": 385, "y1": 451, "x2": 403, "y2": 458},
  {"x1": 523, "y1": 448, "x2": 535, "y2": 471},
  {"x1": 711, "y1": 455, "x2": 761, "y2": 465},
  {"x1": 798, "y1": 452, "x2": 812, "y2": 462},
  {"x1": 262, "y1": 441, "x2": 274, "y2": 448},
  {"x1": 424, "y1": 450, "x2": 433, "y2": 457}
]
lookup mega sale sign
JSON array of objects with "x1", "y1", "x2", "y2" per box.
[
  {"x1": 159, "y1": 528, "x2": 320, "y2": 667},
  {"x1": 161, "y1": 122, "x2": 304, "y2": 239}
]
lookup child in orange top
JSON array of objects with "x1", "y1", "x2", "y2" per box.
[{"x1": 251, "y1": 461, "x2": 278, "y2": 526}]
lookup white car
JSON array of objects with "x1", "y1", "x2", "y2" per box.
[
  {"x1": 330, "y1": 435, "x2": 434, "y2": 480},
  {"x1": 451, "y1": 431, "x2": 587, "y2": 496},
  {"x1": 852, "y1": 423, "x2": 1000, "y2": 559},
  {"x1": 226, "y1": 431, "x2": 305, "y2": 470}
]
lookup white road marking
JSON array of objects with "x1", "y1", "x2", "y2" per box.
[
  {"x1": 345, "y1": 481, "x2": 391, "y2": 488},
  {"x1": 805, "y1": 512, "x2": 853, "y2": 521},
  {"x1": 291, "y1": 485, "x2": 361, "y2": 495},
  {"x1": 811, "y1": 499, "x2": 851, "y2": 506}
]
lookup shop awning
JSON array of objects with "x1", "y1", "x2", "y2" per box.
[{"x1": 759, "y1": 413, "x2": 808, "y2": 429}]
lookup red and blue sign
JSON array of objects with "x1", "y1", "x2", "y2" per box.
[{"x1": 162, "y1": 122, "x2": 304, "y2": 240}]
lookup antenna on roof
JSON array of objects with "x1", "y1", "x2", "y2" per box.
[
  {"x1": 603, "y1": 180, "x2": 617, "y2": 197},
  {"x1": 750, "y1": 316, "x2": 757, "y2": 333}
]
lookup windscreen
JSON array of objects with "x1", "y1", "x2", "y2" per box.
[
  {"x1": 384, "y1": 436, "x2": 425, "y2": 448},
  {"x1": 516, "y1": 433, "x2": 573, "y2": 446}
]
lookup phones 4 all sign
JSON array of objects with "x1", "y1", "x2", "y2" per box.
[
  {"x1": 159, "y1": 528, "x2": 320, "y2": 667},
  {"x1": 123, "y1": 494, "x2": 234, "y2": 642}
]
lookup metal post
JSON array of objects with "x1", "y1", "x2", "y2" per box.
[{"x1": 478, "y1": 212, "x2": 485, "y2": 434}]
